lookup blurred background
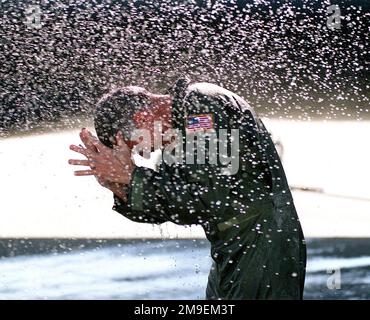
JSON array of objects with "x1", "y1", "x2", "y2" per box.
[{"x1": 0, "y1": 0, "x2": 369, "y2": 299}]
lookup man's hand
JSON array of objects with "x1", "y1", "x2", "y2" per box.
[{"x1": 68, "y1": 129, "x2": 135, "y2": 197}]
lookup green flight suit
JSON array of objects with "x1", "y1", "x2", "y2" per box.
[{"x1": 112, "y1": 76, "x2": 306, "y2": 300}]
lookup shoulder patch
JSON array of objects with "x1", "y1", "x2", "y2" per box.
[{"x1": 185, "y1": 113, "x2": 214, "y2": 132}]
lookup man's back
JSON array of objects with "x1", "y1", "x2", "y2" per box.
[{"x1": 171, "y1": 79, "x2": 307, "y2": 299}]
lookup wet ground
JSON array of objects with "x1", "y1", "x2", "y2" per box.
[{"x1": 0, "y1": 238, "x2": 369, "y2": 300}]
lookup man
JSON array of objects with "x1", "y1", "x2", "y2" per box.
[{"x1": 69, "y1": 76, "x2": 306, "y2": 299}]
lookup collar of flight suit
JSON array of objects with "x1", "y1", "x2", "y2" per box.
[{"x1": 166, "y1": 75, "x2": 192, "y2": 129}]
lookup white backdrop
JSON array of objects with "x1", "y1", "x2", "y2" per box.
[{"x1": 1, "y1": 119, "x2": 369, "y2": 238}]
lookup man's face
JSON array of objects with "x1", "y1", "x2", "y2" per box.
[{"x1": 130, "y1": 94, "x2": 173, "y2": 149}]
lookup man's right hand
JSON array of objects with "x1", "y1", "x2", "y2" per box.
[
  {"x1": 69, "y1": 128, "x2": 132, "y2": 201},
  {"x1": 82, "y1": 128, "x2": 128, "y2": 201}
]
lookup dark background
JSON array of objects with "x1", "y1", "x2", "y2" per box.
[{"x1": 0, "y1": 0, "x2": 369, "y2": 135}]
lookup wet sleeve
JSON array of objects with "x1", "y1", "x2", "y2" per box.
[
  {"x1": 112, "y1": 167, "x2": 169, "y2": 224},
  {"x1": 113, "y1": 159, "x2": 232, "y2": 226}
]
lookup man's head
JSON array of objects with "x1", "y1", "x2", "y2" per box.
[{"x1": 94, "y1": 86, "x2": 172, "y2": 149}]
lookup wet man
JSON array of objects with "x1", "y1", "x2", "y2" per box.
[{"x1": 69, "y1": 76, "x2": 306, "y2": 299}]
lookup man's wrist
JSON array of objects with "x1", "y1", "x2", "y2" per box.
[
  {"x1": 126, "y1": 163, "x2": 136, "y2": 184},
  {"x1": 113, "y1": 187, "x2": 127, "y2": 202}
]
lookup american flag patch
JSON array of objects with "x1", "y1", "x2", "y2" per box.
[{"x1": 186, "y1": 114, "x2": 214, "y2": 131}]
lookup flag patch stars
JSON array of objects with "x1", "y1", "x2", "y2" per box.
[{"x1": 186, "y1": 114, "x2": 214, "y2": 132}]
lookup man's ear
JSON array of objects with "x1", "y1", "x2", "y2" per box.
[
  {"x1": 153, "y1": 101, "x2": 172, "y2": 122},
  {"x1": 133, "y1": 109, "x2": 155, "y2": 128}
]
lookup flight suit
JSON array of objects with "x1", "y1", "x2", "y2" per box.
[{"x1": 112, "y1": 76, "x2": 306, "y2": 299}]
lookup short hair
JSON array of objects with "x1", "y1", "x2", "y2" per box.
[{"x1": 94, "y1": 86, "x2": 152, "y2": 148}]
